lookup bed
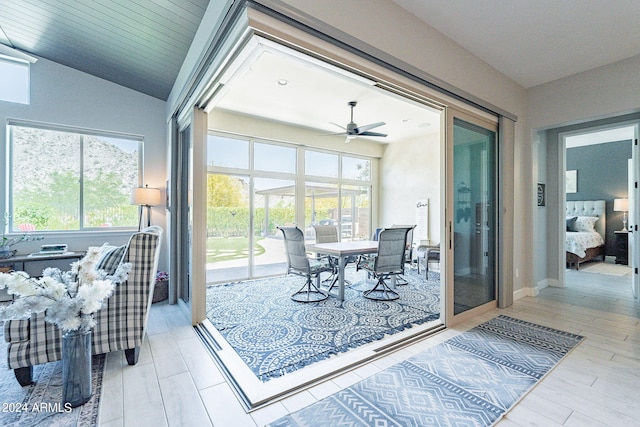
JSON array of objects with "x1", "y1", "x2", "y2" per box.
[{"x1": 566, "y1": 200, "x2": 606, "y2": 270}]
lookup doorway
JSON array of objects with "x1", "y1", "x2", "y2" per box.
[
  {"x1": 538, "y1": 115, "x2": 639, "y2": 297},
  {"x1": 170, "y1": 6, "x2": 508, "y2": 408}
]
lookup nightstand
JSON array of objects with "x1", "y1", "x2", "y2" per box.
[{"x1": 615, "y1": 231, "x2": 628, "y2": 265}]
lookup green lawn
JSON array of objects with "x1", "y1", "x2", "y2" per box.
[{"x1": 206, "y1": 237, "x2": 265, "y2": 263}]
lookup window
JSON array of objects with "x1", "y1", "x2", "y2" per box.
[
  {"x1": 0, "y1": 57, "x2": 30, "y2": 104},
  {"x1": 8, "y1": 122, "x2": 141, "y2": 231},
  {"x1": 254, "y1": 142, "x2": 296, "y2": 173},
  {"x1": 208, "y1": 135, "x2": 248, "y2": 169},
  {"x1": 342, "y1": 156, "x2": 371, "y2": 181},
  {"x1": 305, "y1": 150, "x2": 338, "y2": 178}
]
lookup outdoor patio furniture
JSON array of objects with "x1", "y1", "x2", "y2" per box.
[
  {"x1": 356, "y1": 227, "x2": 412, "y2": 301},
  {"x1": 416, "y1": 244, "x2": 440, "y2": 277},
  {"x1": 391, "y1": 224, "x2": 416, "y2": 285},
  {"x1": 279, "y1": 226, "x2": 333, "y2": 303},
  {"x1": 312, "y1": 224, "x2": 356, "y2": 292}
]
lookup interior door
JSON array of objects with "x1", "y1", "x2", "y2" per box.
[
  {"x1": 446, "y1": 109, "x2": 498, "y2": 323},
  {"x1": 632, "y1": 126, "x2": 639, "y2": 298}
]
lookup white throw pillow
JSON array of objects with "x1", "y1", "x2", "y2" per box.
[{"x1": 573, "y1": 216, "x2": 598, "y2": 232}]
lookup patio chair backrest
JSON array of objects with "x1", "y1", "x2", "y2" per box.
[
  {"x1": 278, "y1": 226, "x2": 310, "y2": 274},
  {"x1": 391, "y1": 224, "x2": 416, "y2": 263},
  {"x1": 312, "y1": 224, "x2": 338, "y2": 244},
  {"x1": 375, "y1": 227, "x2": 411, "y2": 274}
]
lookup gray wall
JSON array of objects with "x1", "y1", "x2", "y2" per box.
[{"x1": 566, "y1": 140, "x2": 632, "y2": 255}]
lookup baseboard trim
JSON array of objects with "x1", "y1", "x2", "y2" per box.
[
  {"x1": 513, "y1": 278, "x2": 560, "y2": 300},
  {"x1": 513, "y1": 287, "x2": 530, "y2": 300}
]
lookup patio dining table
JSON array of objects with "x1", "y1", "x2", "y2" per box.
[{"x1": 306, "y1": 240, "x2": 379, "y2": 301}]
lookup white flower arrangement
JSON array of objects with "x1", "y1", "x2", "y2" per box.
[{"x1": 0, "y1": 246, "x2": 132, "y2": 332}]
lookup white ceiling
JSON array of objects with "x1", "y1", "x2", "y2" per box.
[
  {"x1": 392, "y1": 0, "x2": 640, "y2": 88},
  {"x1": 213, "y1": 42, "x2": 441, "y2": 144}
]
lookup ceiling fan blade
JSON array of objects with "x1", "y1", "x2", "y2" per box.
[
  {"x1": 359, "y1": 131, "x2": 387, "y2": 137},
  {"x1": 354, "y1": 121, "x2": 385, "y2": 134},
  {"x1": 329, "y1": 122, "x2": 347, "y2": 131}
]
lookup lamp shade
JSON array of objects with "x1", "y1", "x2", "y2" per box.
[
  {"x1": 613, "y1": 198, "x2": 629, "y2": 212},
  {"x1": 130, "y1": 186, "x2": 162, "y2": 206}
]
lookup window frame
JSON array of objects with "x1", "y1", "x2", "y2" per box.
[{"x1": 6, "y1": 120, "x2": 144, "y2": 233}]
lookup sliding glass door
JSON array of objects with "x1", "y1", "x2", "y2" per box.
[
  {"x1": 447, "y1": 111, "x2": 498, "y2": 322},
  {"x1": 253, "y1": 177, "x2": 295, "y2": 277}
]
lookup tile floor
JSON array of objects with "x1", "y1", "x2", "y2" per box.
[{"x1": 98, "y1": 265, "x2": 640, "y2": 426}]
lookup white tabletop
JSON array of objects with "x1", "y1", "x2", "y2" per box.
[{"x1": 307, "y1": 240, "x2": 378, "y2": 256}]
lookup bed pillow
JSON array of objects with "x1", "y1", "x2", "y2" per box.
[
  {"x1": 566, "y1": 216, "x2": 578, "y2": 231},
  {"x1": 572, "y1": 216, "x2": 599, "y2": 232}
]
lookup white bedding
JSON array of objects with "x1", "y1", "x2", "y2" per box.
[{"x1": 566, "y1": 231, "x2": 605, "y2": 258}]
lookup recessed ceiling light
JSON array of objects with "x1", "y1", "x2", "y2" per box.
[
  {"x1": 277, "y1": 79, "x2": 289, "y2": 86},
  {"x1": 402, "y1": 118, "x2": 411, "y2": 123},
  {"x1": 418, "y1": 123, "x2": 431, "y2": 128}
]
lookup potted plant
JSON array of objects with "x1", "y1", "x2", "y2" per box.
[{"x1": 153, "y1": 271, "x2": 169, "y2": 303}]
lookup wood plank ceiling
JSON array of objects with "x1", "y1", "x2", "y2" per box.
[{"x1": 0, "y1": 0, "x2": 210, "y2": 100}]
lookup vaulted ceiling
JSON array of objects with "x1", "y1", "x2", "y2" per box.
[{"x1": 0, "y1": 0, "x2": 209, "y2": 100}]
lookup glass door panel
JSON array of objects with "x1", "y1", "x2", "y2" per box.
[
  {"x1": 178, "y1": 124, "x2": 192, "y2": 303},
  {"x1": 305, "y1": 182, "x2": 339, "y2": 241},
  {"x1": 253, "y1": 177, "x2": 295, "y2": 277},
  {"x1": 206, "y1": 174, "x2": 250, "y2": 283},
  {"x1": 451, "y1": 116, "x2": 497, "y2": 316},
  {"x1": 341, "y1": 185, "x2": 371, "y2": 241}
]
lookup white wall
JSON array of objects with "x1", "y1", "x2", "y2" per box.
[
  {"x1": 208, "y1": 109, "x2": 384, "y2": 158},
  {"x1": 0, "y1": 57, "x2": 169, "y2": 270},
  {"x1": 528, "y1": 55, "x2": 640, "y2": 131},
  {"x1": 380, "y1": 132, "x2": 441, "y2": 244}
]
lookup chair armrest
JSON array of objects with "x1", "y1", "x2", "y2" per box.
[{"x1": 4, "y1": 319, "x2": 30, "y2": 343}]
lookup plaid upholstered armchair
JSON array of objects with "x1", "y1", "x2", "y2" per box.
[{"x1": 4, "y1": 226, "x2": 163, "y2": 386}]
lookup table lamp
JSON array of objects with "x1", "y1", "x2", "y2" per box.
[{"x1": 613, "y1": 198, "x2": 629, "y2": 231}]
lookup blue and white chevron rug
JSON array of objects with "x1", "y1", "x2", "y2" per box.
[
  {"x1": 268, "y1": 315, "x2": 584, "y2": 427},
  {"x1": 206, "y1": 269, "x2": 440, "y2": 381}
]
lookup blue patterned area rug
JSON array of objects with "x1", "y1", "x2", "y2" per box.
[
  {"x1": 206, "y1": 269, "x2": 440, "y2": 381},
  {"x1": 0, "y1": 322, "x2": 104, "y2": 427},
  {"x1": 268, "y1": 315, "x2": 584, "y2": 427}
]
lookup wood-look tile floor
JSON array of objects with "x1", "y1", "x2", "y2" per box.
[{"x1": 99, "y1": 266, "x2": 640, "y2": 426}]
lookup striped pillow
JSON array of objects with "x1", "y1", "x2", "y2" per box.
[{"x1": 95, "y1": 245, "x2": 126, "y2": 275}]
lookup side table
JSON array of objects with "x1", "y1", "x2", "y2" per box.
[
  {"x1": 615, "y1": 231, "x2": 628, "y2": 265},
  {"x1": 0, "y1": 252, "x2": 86, "y2": 302}
]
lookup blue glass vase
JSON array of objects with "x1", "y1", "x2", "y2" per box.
[{"x1": 62, "y1": 329, "x2": 92, "y2": 407}]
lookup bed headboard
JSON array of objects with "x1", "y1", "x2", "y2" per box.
[{"x1": 566, "y1": 200, "x2": 606, "y2": 238}]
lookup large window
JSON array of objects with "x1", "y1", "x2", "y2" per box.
[
  {"x1": 8, "y1": 122, "x2": 141, "y2": 231},
  {"x1": 206, "y1": 133, "x2": 374, "y2": 282},
  {"x1": 305, "y1": 149, "x2": 372, "y2": 241}
]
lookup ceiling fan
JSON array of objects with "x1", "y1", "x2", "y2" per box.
[{"x1": 328, "y1": 101, "x2": 387, "y2": 143}]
